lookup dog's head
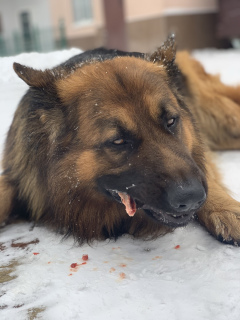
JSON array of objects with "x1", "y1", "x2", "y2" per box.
[{"x1": 14, "y1": 37, "x2": 207, "y2": 229}]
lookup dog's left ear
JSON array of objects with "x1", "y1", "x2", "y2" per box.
[{"x1": 13, "y1": 62, "x2": 56, "y2": 88}]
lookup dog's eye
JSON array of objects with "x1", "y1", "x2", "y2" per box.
[
  {"x1": 113, "y1": 138, "x2": 125, "y2": 145},
  {"x1": 167, "y1": 118, "x2": 176, "y2": 127},
  {"x1": 164, "y1": 116, "x2": 179, "y2": 134}
]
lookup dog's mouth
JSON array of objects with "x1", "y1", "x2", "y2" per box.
[
  {"x1": 141, "y1": 205, "x2": 195, "y2": 227},
  {"x1": 107, "y1": 190, "x2": 195, "y2": 227}
]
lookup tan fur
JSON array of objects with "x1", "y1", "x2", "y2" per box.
[
  {"x1": 1, "y1": 39, "x2": 240, "y2": 245},
  {"x1": 76, "y1": 150, "x2": 104, "y2": 182},
  {"x1": 0, "y1": 176, "x2": 15, "y2": 224},
  {"x1": 183, "y1": 120, "x2": 194, "y2": 151},
  {"x1": 174, "y1": 52, "x2": 240, "y2": 243},
  {"x1": 176, "y1": 51, "x2": 240, "y2": 150},
  {"x1": 197, "y1": 154, "x2": 240, "y2": 243}
]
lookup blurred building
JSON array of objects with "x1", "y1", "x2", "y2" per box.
[
  {"x1": 217, "y1": 0, "x2": 240, "y2": 48},
  {"x1": 0, "y1": 0, "x2": 66, "y2": 56},
  {"x1": 0, "y1": 0, "x2": 231, "y2": 56},
  {"x1": 50, "y1": 0, "x2": 221, "y2": 52}
]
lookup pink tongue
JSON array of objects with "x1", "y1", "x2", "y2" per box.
[{"x1": 118, "y1": 192, "x2": 136, "y2": 217}]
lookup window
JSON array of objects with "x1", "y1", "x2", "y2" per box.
[
  {"x1": 72, "y1": 0, "x2": 93, "y2": 24},
  {"x1": 20, "y1": 12, "x2": 33, "y2": 51}
]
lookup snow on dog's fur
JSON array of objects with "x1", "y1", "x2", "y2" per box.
[{"x1": 1, "y1": 36, "x2": 240, "y2": 245}]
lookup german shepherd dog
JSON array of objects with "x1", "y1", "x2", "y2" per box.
[{"x1": 1, "y1": 36, "x2": 240, "y2": 245}]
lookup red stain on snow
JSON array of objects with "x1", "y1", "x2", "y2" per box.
[
  {"x1": 70, "y1": 261, "x2": 87, "y2": 273},
  {"x1": 152, "y1": 256, "x2": 162, "y2": 260},
  {"x1": 119, "y1": 263, "x2": 127, "y2": 268},
  {"x1": 82, "y1": 254, "x2": 88, "y2": 261},
  {"x1": 119, "y1": 272, "x2": 126, "y2": 280}
]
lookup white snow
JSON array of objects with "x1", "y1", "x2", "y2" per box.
[{"x1": 1, "y1": 48, "x2": 240, "y2": 320}]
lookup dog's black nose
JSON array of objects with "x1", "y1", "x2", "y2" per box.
[{"x1": 167, "y1": 180, "x2": 206, "y2": 213}]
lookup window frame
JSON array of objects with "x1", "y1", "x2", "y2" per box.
[{"x1": 72, "y1": 0, "x2": 93, "y2": 27}]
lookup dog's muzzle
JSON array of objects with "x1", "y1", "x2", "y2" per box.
[{"x1": 107, "y1": 179, "x2": 206, "y2": 228}]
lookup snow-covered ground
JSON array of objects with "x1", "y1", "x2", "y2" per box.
[{"x1": 0, "y1": 48, "x2": 240, "y2": 320}]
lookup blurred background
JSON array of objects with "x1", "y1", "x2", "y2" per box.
[{"x1": 0, "y1": 0, "x2": 239, "y2": 57}]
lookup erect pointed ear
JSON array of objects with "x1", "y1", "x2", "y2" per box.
[
  {"x1": 150, "y1": 35, "x2": 183, "y2": 89},
  {"x1": 150, "y1": 34, "x2": 177, "y2": 69},
  {"x1": 13, "y1": 62, "x2": 55, "y2": 88}
]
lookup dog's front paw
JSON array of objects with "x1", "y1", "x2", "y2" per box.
[{"x1": 204, "y1": 211, "x2": 240, "y2": 246}]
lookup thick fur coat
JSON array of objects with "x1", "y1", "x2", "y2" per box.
[{"x1": 1, "y1": 37, "x2": 240, "y2": 245}]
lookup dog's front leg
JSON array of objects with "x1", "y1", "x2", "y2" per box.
[
  {"x1": 0, "y1": 175, "x2": 15, "y2": 225},
  {"x1": 197, "y1": 161, "x2": 240, "y2": 245}
]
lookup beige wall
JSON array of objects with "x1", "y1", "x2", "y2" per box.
[
  {"x1": 163, "y1": 0, "x2": 217, "y2": 11},
  {"x1": 125, "y1": 0, "x2": 217, "y2": 21},
  {"x1": 124, "y1": 0, "x2": 164, "y2": 20}
]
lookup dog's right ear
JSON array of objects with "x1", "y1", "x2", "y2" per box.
[
  {"x1": 150, "y1": 35, "x2": 182, "y2": 89},
  {"x1": 149, "y1": 35, "x2": 176, "y2": 68},
  {"x1": 13, "y1": 62, "x2": 55, "y2": 88}
]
